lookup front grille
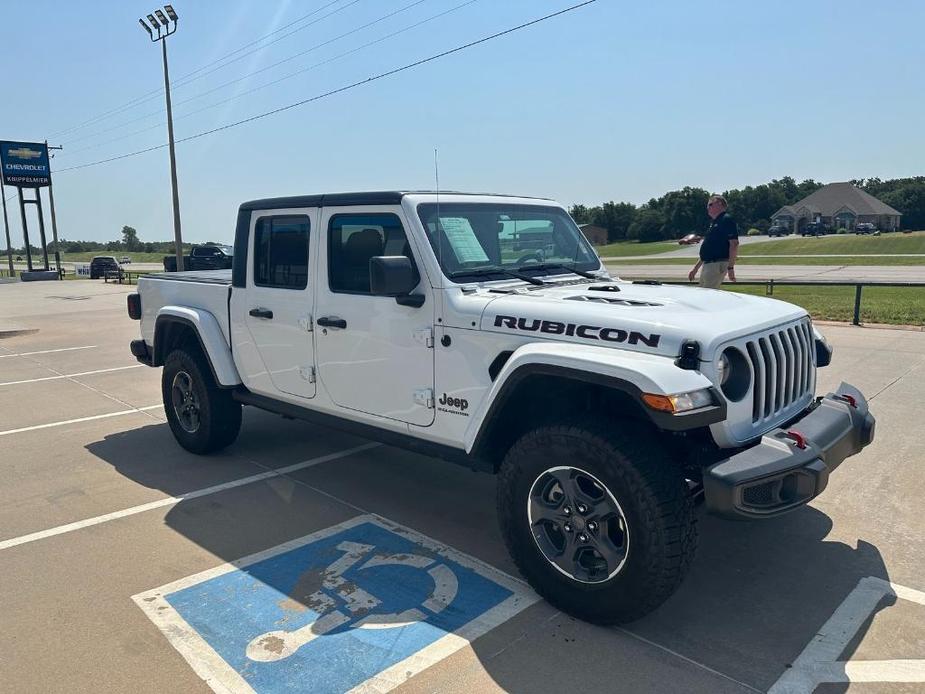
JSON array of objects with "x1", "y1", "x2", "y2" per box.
[{"x1": 744, "y1": 319, "x2": 814, "y2": 424}]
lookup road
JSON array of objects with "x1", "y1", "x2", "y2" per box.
[
  {"x1": 2, "y1": 280, "x2": 925, "y2": 693},
  {"x1": 10, "y1": 261, "x2": 164, "y2": 273}
]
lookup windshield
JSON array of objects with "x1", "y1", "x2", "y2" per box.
[{"x1": 416, "y1": 203, "x2": 600, "y2": 281}]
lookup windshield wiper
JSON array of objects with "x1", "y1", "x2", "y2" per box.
[
  {"x1": 517, "y1": 263, "x2": 599, "y2": 280},
  {"x1": 449, "y1": 267, "x2": 546, "y2": 286}
]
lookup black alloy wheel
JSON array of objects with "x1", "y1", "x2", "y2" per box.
[
  {"x1": 171, "y1": 370, "x2": 201, "y2": 433},
  {"x1": 528, "y1": 465, "x2": 629, "y2": 583}
]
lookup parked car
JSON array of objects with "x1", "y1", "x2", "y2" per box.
[
  {"x1": 678, "y1": 233, "x2": 703, "y2": 245},
  {"x1": 89, "y1": 255, "x2": 121, "y2": 279},
  {"x1": 128, "y1": 190, "x2": 875, "y2": 626},
  {"x1": 767, "y1": 224, "x2": 788, "y2": 237},
  {"x1": 163, "y1": 244, "x2": 234, "y2": 272},
  {"x1": 801, "y1": 222, "x2": 827, "y2": 237},
  {"x1": 855, "y1": 223, "x2": 879, "y2": 235},
  {"x1": 120, "y1": 256, "x2": 132, "y2": 264}
]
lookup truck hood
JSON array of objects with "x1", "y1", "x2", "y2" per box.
[{"x1": 478, "y1": 279, "x2": 807, "y2": 358}]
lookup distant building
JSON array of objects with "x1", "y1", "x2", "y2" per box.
[
  {"x1": 771, "y1": 182, "x2": 901, "y2": 232},
  {"x1": 579, "y1": 223, "x2": 608, "y2": 245}
]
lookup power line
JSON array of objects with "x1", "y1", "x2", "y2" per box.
[
  {"x1": 60, "y1": 0, "x2": 434, "y2": 150},
  {"x1": 55, "y1": 1, "x2": 598, "y2": 174},
  {"x1": 49, "y1": 0, "x2": 358, "y2": 139},
  {"x1": 61, "y1": 0, "x2": 479, "y2": 157},
  {"x1": 169, "y1": 0, "x2": 348, "y2": 85},
  {"x1": 167, "y1": 0, "x2": 367, "y2": 92}
]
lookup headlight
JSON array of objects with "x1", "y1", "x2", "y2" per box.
[
  {"x1": 642, "y1": 388, "x2": 714, "y2": 413},
  {"x1": 717, "y1": 353, "x2": 731, "y2": 385},
  {"x1": 719, "y1": 347, "x2": 751, "y2": 402}
]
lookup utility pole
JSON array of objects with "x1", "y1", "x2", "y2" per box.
[
  {"x1": 1, "y1": 192, "x2": 13, "y2": 276},
  {"x1": 46, "y1": 142, "x2": 64, "y2": 277},
  {"x1": 139, "y1": 6, "x2": 184, "y2": 271}
]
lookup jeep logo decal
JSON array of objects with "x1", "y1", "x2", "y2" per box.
[
  {"x1": 438, "y1": 393, "x2": 468, "y2": 411},
  {"x1": 437, "y1": 392, "x2": 469, "y2": 417},
  {"x1": 493, "y1": 314, "x2": 661, "y2": 348}
]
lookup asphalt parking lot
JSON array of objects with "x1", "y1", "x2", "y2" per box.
[{"x1": 2, "y1": 280, "x2": 924, "y2": 694}]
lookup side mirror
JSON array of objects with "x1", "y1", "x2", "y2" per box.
[{"x1": 370, "y1": 256, "x2": 417, "y2": 297}]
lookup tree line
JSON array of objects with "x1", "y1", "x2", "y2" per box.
[
  {"x1": 570, "y1": 176, "x2": 925, "y2": 243},
  {"x1": 8, "y1": 225, "x2": 197, "y2": 255}
]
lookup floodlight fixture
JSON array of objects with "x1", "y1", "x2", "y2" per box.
[{"x1": 137, "y1": 4, "x2": 184, "y2": 270}]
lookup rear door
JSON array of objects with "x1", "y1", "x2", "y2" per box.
[
  {"x1": 313, "y1": 207, "x2": 435, "y2": 426},
  {"x1": 231, "y1": 209, "x2": 317, "y2": 399}
]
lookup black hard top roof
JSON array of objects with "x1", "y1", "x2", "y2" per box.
[{"x1": 238, "y1": 191, "x2": 551, "y2": 211}]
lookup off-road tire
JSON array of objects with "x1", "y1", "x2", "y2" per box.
[
  {"x1": 162, "y1": 347, "x2": 242, "y2": 454},
  {"x1": 497, "y1": 416, "x2": 697, "y2": 624}
]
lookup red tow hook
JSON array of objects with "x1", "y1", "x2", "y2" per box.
[
  {"x1": 837, "y1": 393, "x2": 858, "y2": 408},
  {"x1": 785, "y1": 430, "x2": 808, "y2": 450}
]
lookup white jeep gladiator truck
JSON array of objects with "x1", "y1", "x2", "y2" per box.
[{"x1": 128, "y1": 191, "x2": 875, "y2": 623}]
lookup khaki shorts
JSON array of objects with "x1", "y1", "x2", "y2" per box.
[{"x1": 699, "y1": 260, "x2": 729, "y2": 289}]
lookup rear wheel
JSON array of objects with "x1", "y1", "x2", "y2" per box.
[
  {"x1": 497, "y1": 417, "x2": 697, "y2": 624},
  {"x1": 162, "y1": 347, "x2": 241, "y2": 454}
]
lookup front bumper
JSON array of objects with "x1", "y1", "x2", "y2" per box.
[{"x1": 703, "y1": 382, "x2": 875, "y2": 519}]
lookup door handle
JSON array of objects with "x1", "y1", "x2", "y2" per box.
[
  {"x1": 317, "y1": 316, "x2": 347, "y2": 329},
  {"x1": 249, "y1": 308, "x2": 274, "y2": 319}
]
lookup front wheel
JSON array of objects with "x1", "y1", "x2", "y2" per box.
[
  {"x1": 497, "y1": 418, "x2": 697, "y2": 624},
  {"x1": 162, "y1": 347, "x2": 242, "y2": 454}
]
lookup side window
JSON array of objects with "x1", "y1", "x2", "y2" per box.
[
  {"x1": 253, "y1": 215, "x2": 310, "y2": 289},
  {"x1": 328, "y1": 213, "x2": 418, "y2": 294}
]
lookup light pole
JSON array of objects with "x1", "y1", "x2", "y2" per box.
[{"x1": 139, "y1": 5, "x2": 184, "y2": 272}]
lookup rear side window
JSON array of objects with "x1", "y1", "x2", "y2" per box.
[
  {"x1": 253, "y1": 215, "x2": 310, "y2": 289},
  {"x1": 328, "y1": 213, "x2": 418, "y2": 294}
]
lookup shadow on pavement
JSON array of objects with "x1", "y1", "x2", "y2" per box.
[{"x1": 87, "y1": 415, "x2": 890, "y2": 694}]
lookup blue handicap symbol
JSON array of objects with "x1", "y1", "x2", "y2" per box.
[{"x1": 164, "y1": 520, "x2": 515, "y2": 693}]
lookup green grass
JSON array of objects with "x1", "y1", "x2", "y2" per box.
[
  {"x1": 725, "y1": 285, "x2": 925, "y2": 326},
  {"x1": 593, "y1": 240, "x2": 679, "y2": 257},
  {"x1": 606, "y1": 255, "x2": 925, "y2": 266},
  {"x1": 737, "y1": 230, "x2": 925, "y2": 256}
]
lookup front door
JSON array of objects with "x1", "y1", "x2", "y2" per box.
[
  {"x1": 233, "y1": 210, "x2": 317, "y2": 399},
  {"x1": 314, "y1": 207, "x2": 435, "y2": 426}
]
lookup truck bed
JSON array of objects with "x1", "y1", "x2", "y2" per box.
[
  {"x1": 143, "y1": 270, "x2": 232, "y2": 285},
  {"x1": 138, "y1": 270, "x2": 233, "y2": 347}
]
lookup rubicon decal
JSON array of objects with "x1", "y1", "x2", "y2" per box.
[{"x1": 493, "y1": 315, "x2": 661, "y2": 348}]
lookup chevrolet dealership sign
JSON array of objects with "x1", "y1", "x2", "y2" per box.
[{"x1": 0, "y1": 141, "x2": 51, "y2": 187}]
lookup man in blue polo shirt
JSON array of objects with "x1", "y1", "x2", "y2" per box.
[{"x1": 688, "y1": 194, "x2": 738, "y2": 288}]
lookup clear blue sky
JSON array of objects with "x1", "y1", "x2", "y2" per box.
[{"x1": 2, "y1": 0, "x2": 924, "y2": 245}]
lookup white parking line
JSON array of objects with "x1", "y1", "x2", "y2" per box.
[
  {"x1": 0, "y1": 345, "x2": 97, "y2": 358},
  {"x1": 0, "y1": 364, "x2": 142, "y2": 386},
  {"x1": 0, "y1": 404, "x2": 164, "y2": 438},
  {"x1": 769, "y1": 576, "x2": 925, "y2": 692},
  {"x1": 0, "y1": 442, "x2": 379, "y2": 551}
]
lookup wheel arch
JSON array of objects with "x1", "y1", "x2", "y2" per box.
[
  {"x1": 466, "y1": 343, "x2": 722, "y2": 470},
  {"x1": 153, "y1": 308, "x2": 241, "y2": 387}
]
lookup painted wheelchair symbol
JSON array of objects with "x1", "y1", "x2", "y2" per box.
[{"x1": 246, "y1": 541, "x2": 459, "y2": 663}]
